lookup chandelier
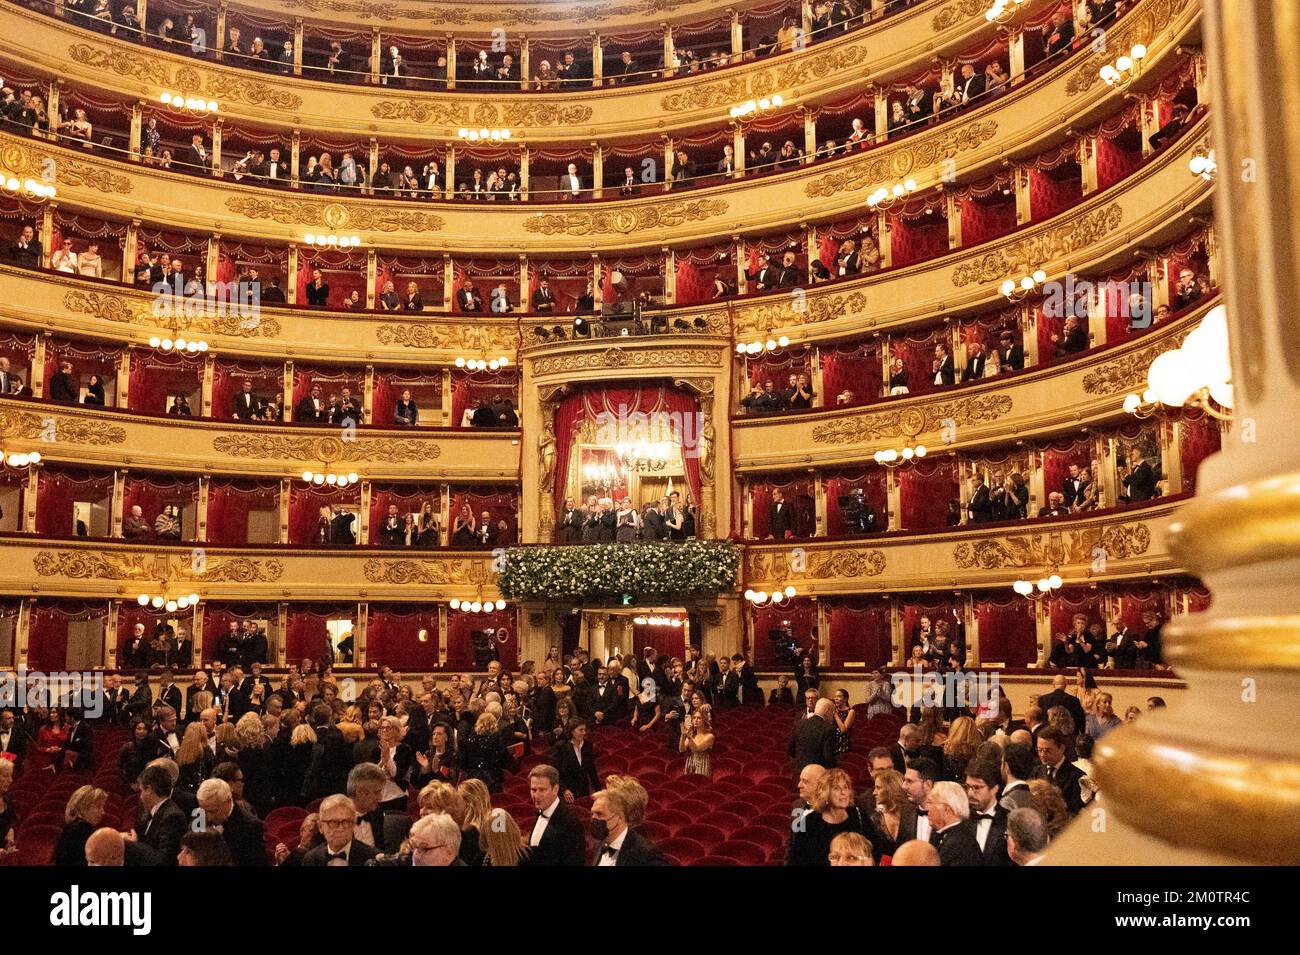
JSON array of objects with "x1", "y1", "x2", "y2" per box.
[
  {"x1": 745, "y1": 585, "x2": 797, "y2": 606},
  {"x1": 136, "y1": 590, "x2": 201, "y2": 612},
  {"x1": 1013, "y1": 573, "x2": 1062, "y2": 597},
  {"x1": 304, "y1": 233, "x2": 361, "y2": 248},
  {"x1": 1123, "y1": 305, "x2": 1232, "y2": 421},
  {"x1": 985, "y1": 0, "x2": 1030, "y2": 24},
  {"x1": 1189, "y1": 149, "x2": 1217, "y2": 181},
  {"x1": 866, "y1": 179, "x2": 917, "y2": 210},
  {"x1": 582, "y1": 460, "x2": 622, "y2": 491},
  {"x1": 450, "y1": 598, "x2": 507, "y2": 613},
  {"x1": 1000, "y1": 268, "x2": 1048, "y2": 301},
  {"x1": 617, "y1": 442, "x2": 671, "y2": 474},
  {"x1": 1, "y1": 174, "x2": 55, "y2": 200},
  {"x1": 736, "y1": 335, "x2": 790, "y2": 356},
  {"x1": 633, "y1": 616, "x2": 684, "y2": 627},
  {"x1": 874, "y1": 440, "x2": 927, "y2": 467},
  {"x1": 458, "y1": 127, "x2": 512, "y2": 142},
  {"x1": 148, "y1": 331, "x2": 209, "y2": 354},
  {"x1": 1099, "y1": 44, "x2": 1147, "y2": 87},
  {"x1": 299, "y1": 469, "x2": 359, "y2": 487},
  {"x1": 160, "y1": 91, "x2": 218, "y2": 113},
  {"x1": 729, "y1": 95, "x2": 784, "y2": 120},
  {"x1": 455, "y1": 355, "x2": 510, "y2": 372},
  {"x1": 2, "y1": 448, "x2": 41, "y2": 468}
]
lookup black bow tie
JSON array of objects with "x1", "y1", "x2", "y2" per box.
[
  {"x1": 600, "y1": 844, "x2": 618, "y2": 858},
  {"x1": 973, "y1": 811, "x2": 995, "y2": 820},
  {"x1": 328, "y1": 850, "x2": 347, "y2": 861}
]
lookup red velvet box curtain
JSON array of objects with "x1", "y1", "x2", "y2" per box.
[
  {"x1": 288, "y1": 483, "x2": 360, "y2": 545},
  {"x1": 529, "y1": 257, "x2": 590, "y2": 312},
  {"x1": 887, "y1": 197, "x2": 948, "y2": 268},
  {"x1": 451, "y1": 368, "x2": 518, "y2": 427},
  {"x1": 745, "y1": 348, "x2": 810, "y2": 387},
  {"x1": 212, "y1": 359, "x2": 283, "y2": 420},
  {"x1": 116, "y1": 604, "x2": 182, "y2": 662},
  {"x1": 373, "y1": 369, "x2": 443, "y2": 427},
  {"x1": 368, "y1": 483, "x2": 441, "y2": 534},
  {"x1": 122, "y1": 474, "x2": 199, "y2": 533},
  {"x1": 446, "y1": 606, "x2": 518, "y2": 669},
  {"x1": 748, "y1": 473, "x2": 815, "y2": 539},
  {"x1": 292, "y1": 363, "x2": 363, "y2": 412},
  {"x1": 824, "y1": 468, "x2": 887, "y2": 536},
  {"x1": 449, "y1": 488, "x2": 518, "y2": 543},
  {"x1": 898, "y1": 458, "x2": 958, "y2": 530},
  {"x1": 366, "y1": 605, "x2": 442, "y2": 671},
  {"x1": 206, "y1": 479, "x2": 281, "y2": 545},
  {"x1": 35, "y1": 468, "x2": 114, "y2": 536},
  {"x1": 821, "y1": 341, "x2": 883, "y2": 404},
  {"x1": 26, "y1": 601, "x2": 107, "y2": 672},
  {"x1": 1114, "y1": 585, "x2": 1168, "y2": 634},
  {"x1": 750, "y1": 599, "x2": 816, "y2": 669},
  {"x1": 1094, "y1": 129, "x2": 1144, "y2": 192},
  {"x1": 957, "y1": 185, "x2": 1018, "y2": 247},
  {"x1": 974, "y1": 595, "x2": 1037, "y2": 667},
  {"x1": 893, "y1": 325, "x2": 946, "y2": 396},
  {"x1": 632, "y1": 620, "x2": 687, "y2": 662},
  {"x1": 825, "y1": 597, "x2": 891, "y2": 669},
  {"x1": 551, "y1": 384, "x2": 702, "y2": 524},
  {"x1": 1178, "y1": 411, "x2": 1221, "y2": 494},
  {"x1": 128, "y1": 348, "x2": 204, "y2": 414},
  {"x1": 1036, "y1": 433, "x2": 1097, "y2": 503},
  {"x1": 1048, "y1": 586, "x2": 1103, "y2": 637},
  {"x1": 43, "y1": 338, "x2": 121, "y2": 401},
  {"x1": 0, "y1": 330, "x2": 36, "y2": 382},
  {"x1": 201, "y1": 603, "x2": 277, "y2": 665},
  {"x1": 298, "y1": 246, "x2": 367, "y2": 308},
  {"x1": 284, "y1": 605, "x2": 354, "y2": 665},
  {"x1": 901, "y1": 596, "x2": 963, "y2": 648},
  {"x1": 1024, "y1": 141, "x2": 1083, "y2": 221}
]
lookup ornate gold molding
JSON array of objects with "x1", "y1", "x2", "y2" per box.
[
  {"x1": 951, "y1": 202, "x2": 1124, "y2": 287},
  {"x1": 931, "y1": 0, "x2": 984, "y2": 32},
  {"x1": 746, "y1": 546, "x2": 886, "y2": 581},
  {"x1": 530, "y1": 346, "x2": 722, "y2": 375},
  {"x1": 33, "y1": 549, "x2": 284, "y2": 582},
  {"x1": 810, "y1": 393, "x2": 1013, "y2": 445},
  {"x1": 66, "y1": 43, "x2": 304, "y2": 110},
  {"x1": 212, "y1": 433, "x2": 443, "y2": 462},
  {"x1": 224, "y1": 196, "x2": 445, "y2": 232},
  {"x1": 62, "y1": 289, "x2": 283, "y2": 339},
  {"x1": 1063, "y1": 0, "x2": 1192, "y2": 96},
  {"x1": 0, "y1": 139, "x2": 131, "y2": 195},
  {"x1": 522, "y1": 198, "x2": 728, "y2": 236},
  {"x1": 362, "y1": 557, "x2": 490, "y2": 585},
  {"x1": 732, "y1": 288, "x2": 870, "y2": 336},
  {"x1": 0, "y1": 407, "x2": 127, "y2": 445},
  {"x1": 371, "y1": 100, "x2": 593, "y2": 126},
  {"x1": 278, "y1": 0, "x2": 686, "y2": 27},
  {"x1": 1081, "y1": 328, "x2": 1190, "y2": 395},
  {"x1": 660, "y1": 42, "x2": 871, "y2": 113},
  {"x1": 804, "y1": 121, "x2": 999, "y2": 199},
  {"x1": 375, "y1": 322, "x2": 516, "y2": 351},
  {"x1": 952, "y1": 522, "x2": 1151, "y2": 569}
]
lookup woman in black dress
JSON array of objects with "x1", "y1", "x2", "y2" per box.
[
  {"x1": 451, "y1": 503, "x2": 477, "y2": 545},
  {"x1": 414, "y1": 721, "x2": 458, "y2": 787},
  {"x1": 54, "y1": 785, "x2": 109, "y2": 866},
  {"x1": 83, "y1": 374, "x2": 106, "y2": 406},
  {"x1": 460, "y1": 712, "x2": 507, "y2": 792},
  {"x1": 785, "y1": 768, "x2": 865, "y2": 866},
  {"x1": 117, "y1": 717, "x2": 153, "y2": 789},
  {"x1": 416, "y1": 501, "x2": 440, "y2": 546}
]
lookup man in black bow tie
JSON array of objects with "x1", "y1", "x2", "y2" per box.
[
  {"x1": 924, "y1": 781, "x2": 984, "y2": 866},
  {"x1": 589, "y1": 784, "x2": 667, "y2": 866},
  {"x1": 524, "y1": 765, "x2": 586, "y2": 866},
  {"x1": 303, "y1": 794, "x2": 379, "y2": 866},
  {"x1": 965, "y1": 760, "x2": 1011, "y2": 865}
]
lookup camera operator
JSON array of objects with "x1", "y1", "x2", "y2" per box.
[{"x1": 839, "y1": 487, "x2": 876, "y2": 534}]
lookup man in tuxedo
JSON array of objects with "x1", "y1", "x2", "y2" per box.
[
  {"x1": 1137, "y1": 609, "x2": 1164, "y2": 668},
  {"x1": 904, "y1": 82, "x2": 931, "y2": 124},
  {"x1": 897, "y1": 754, "x2": 941, "y2": 841},
  {"x1": 305, "y1": 268, "x2": 330, "y2": 307},
  {"x1": 259, "y1": 147, "x2": 287, "y2": 184},
  {"x1": 348, "y1": 763, "x2": 412, "y2": 854},
  {"x1": 1036, "y1": 674, "x2": 1087, "y2": 734},
  {"x1": 925, "y1": 781, "x2": 984, "y2": 866},
  {"x1": 997, "y1": 330, "x2": 1024, "y2": 371},
  {"x1": 965, "y1": 761, "x2": 1011, "y2": 865},
  {"x1": 303, "y1": 794, "x2": 380, "y2": 866},
  {"x1": 592, "y1": 665, "x2": 624, "y2": 724},
  {"x1": 1053, "y1": 315, "x2": 1088, "y2": 355},
  {"x1": 558, "y1": 497, "x2": 586, "y2": 542},
  {"x1": 9, "y1": 224, "x2": 41, "y2": 269},
  {"x1": 933, "y1": 343, "x2": 956, "y2": 385},
  {"x1": 961, "y1": 342, "x2": 988, "y2": 381},
  {"x1": 232, "y1": 379, "x2": 258, "y2": 420},
  {"x1": 122, "y1": 505, "x2": 151, "y2": 540},
  {"x1": 636, "y1": 647, "x2": 666, "y2": 691},
  {"x1": 196, "y1": 777, "x2": 266, "y2": 865},
  {"x1": 774, "y1": 250, "x2": 800, "y2": 287},
  {"x1": 768, "y1": 488, "x2": 795, "y2": 540},
  {"x1": 295, "y1": 384, "x2": 326, "y2": 422},
  {"x1": 532, "y1": 278, "x2": 557, "y2": 313},
  {"x1": 1105, "y1": 610, "x2": 1141, "y2": 668},
  {"x1": 302, "y1": 703, "x2": 353, "y2": 801},
  {"x1": 711, "y1": 656, "x2": 740, "y2": 707},
  {"x1": 1061, "y1": 463, "x2": 1085, "y2": 508},
  {"x1": 614, "y1": 50, "x2": 638, "y2": 82},
  {"x1": 526, "y1": 765, "x2": 586, "y2": 866},
  {"x1": 325, "y1": 40, "x2": 350, "y2": 77},
  {"x1": 747, "y1": 253, "x2": 780, "y2": 291},
  {"x1": 456, "y1": 281, "x2": 483, "y2": 312},
  {"x1": 1000, "y1": 741, "x2": 1037, "y2": 812},
  {"x1": 788, "y1": 698, "x2": 838, "y2": 775},
  {"x1": 590, "y1": 786, "x2": 667, "y2": 866},
  {"x1": 378, "y1": 504, "x2": 406, "y2": 546},
  {"x1": 716, "y1": 144, "x2": 737, "y2": 177},
  {"x1": 156, "y1": 667, "x2": 183, "y2": 715},
  {"x1": 561, "y1": 163, "x2": 583, "y2": 200},
  {"x1": 1045, "y1": 11, "x2": 1075, "y2": 55},
  {"x1": 1032, "y1": 726, "x2": 1085, "y2": 814},
  {"x1": 957, "y1": 62, "x2": 986, "y2": 104},
  {"x1": 618, "y1": 165, "x2": 640, "y2": 196},
  {"x1": 48, "y1": 360, "x2": 79, "y2": 403},
  {"x1": 0, "y1": 356, "x2": 13, "y2": 396},
  {"x1": 331, "y1": 387, "x2": 361, "y2": 426},
  {"x1": 1122, "y1": 449, "x2": 1158, "y2": 502},
  {"x1": 669, "y1": 149, "x2": 695, "y2": 190},
  {"x1": 639, "y1": 500, "x2": 665, "y2": 540},
  {"x1": 133, "y1": 763, "x2": 188, "y2": 864},
  {"x1": 0, "y1": 708, "x2": 29, "y2": 772},
  {"x1": 186, "y1": 134, "x2": 210, "y2": 172}
]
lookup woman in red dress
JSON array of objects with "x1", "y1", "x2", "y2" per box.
[{"x1": 28, "y1": 708, "x2": 69, "y2": 773}]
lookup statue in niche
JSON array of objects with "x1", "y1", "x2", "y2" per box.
[
  {"x1": 538, "y1": 422, "x2": 557, "y2": 491},
  {"x1": 698, "y1": 416, "x2": 715, "y2": 483}
]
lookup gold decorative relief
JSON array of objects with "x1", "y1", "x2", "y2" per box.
[
  {"x1": 1081, "y1": 330, "x2": 1190, "y2": 396},
  {"x1": 804, "y1": 121, "x2": 998, "y2": 198},
  {"x1": 951, "y1": 203, "x2": 1124, "y2": 287},
  {"x1": 0, "y1": 408, "x2": 126, "y2": 446},
  {"x1": 661, "y1": 74, "x2": 758, "y2": 113},
  {"x1": 212, "y1": 434, "x2": 442, "y2": 462},
  {"x1": 33, "y1": 550, "x2": 284, "y2": 582},
  {"x1": 370, "y1": 102, "x2": 473, "y2": 125},
  {"x1": 66, "y1": 42, "x2": 170, "y2": 85},
  {"x1": 732, "y1": 288, "x2": 870, "y2": 337},
  {"x1": 62, "y1": 290, "x2": 282, "y2": 339},
  {"x1": 811, "y1": 394, "x2": 1013, "y2": 445},
  {"x1": 61, "y1": 289, "x2": 142, "y2": 324},
  {"x1": 530, "y1": 347, "x2": 721, "y2": 375},
  {"x1": 67, "y1": 44, "x2": 302, "y2": 110},
  {"x1": 523, "y1": 198, "x2": 728, "y2": 236},
  {"x1": 931, "y1": 0, "x2": 985, "y2": 31},
  {"x1": 376, "y1": 323, "x2": 516, "y2": 352},
  {"x1": 773, "y1": 42, "x2": 871, "y2": 88},
  {"x1": 277, "y1": 0, "x2": 684, "y2": 26},
  {"x1": 746, "y1": 547, "x2": 885, "y2": 582},
  {"x1": 362, "y1": 557, "x2": 490, "y2": 586},
  {"x1": 225, "y1": 196, "x2": 444, "y2": 232},
  {"x1": 952, "y1": 522, "x2": 1151, "y2": 569},
  {"x1": 1, "y1": 139, "x2": 131, "y2": 196},
  {"x1": 1064, "y1": 0, "x2": 1191, "y2": 96}
]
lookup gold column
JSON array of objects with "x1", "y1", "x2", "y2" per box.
[
  {"x1": 871, "y1": 84, "x2": 888, "y2": 143},
  {"x1": 592, "y1": 142, "x2": 603, "y2": 199},
  {"x1": 1079, "y1": 135, "x2": 1098, "y2": 196},
  {"x1": 359, "y1": 481, "x2": 372, "y2": 544},
  {"x1": 1162, "y1": 416, "x2": 1184, "y2": 495},
  {"x1": 197, "y1": 475, "x2": 209, "y2": 543},
  {"x1": 129, "y1": 103, "x2": 142, "y2": 162},
  {"x1": 212, "y1": 119, "x2": 222, "y2": 177},
  {"x1": 445, "y1": 36, "x2": 456, "y2": 91},
  {"x1": 1008, "y1": 28, "x2": 1025, "y2": 84},
  {"x1": 662, "y1": 138, "x2": 674, "y2": 193},
  {"x1": 814, "y1": 472, "x2": 826, "y2": 537},
  {"x1": 963, "y1": 593, "x2": 979, "y2": 667},
  {"x1": 363, "y1": 364, "x2": 374, "y2": 425},
  {"x1": 15, "y1": 599, "x2": 30, "y2": 668},
  {"x1": 734, "y1": 235, "x2": 746, "y2": 293},
  {"x1": 116, "y1": 351, "x2": 130, "y2": 410},
  {"x1": 215, "y1": 4, "x2": 227, "y2": 60},
  {"x1": 520, "y1": 37, "x2": 530, "y2": 91},
  {"x1": 802, "y1": 107, "x2": 817, "y2": 161},
  {"x1": 40, "y1": 203, "x2": 54, "y2": 269},
  {"x1": 888, "y1": 597, "x2": 903, "y2": 667},
  {"x1": 276, "y1": 603, "x2": 288, "y2": 667},
  {"x1": 1139, "y1": 94, "x2": 1158, "y2": 158},
  {"x1": 439, "y1": 483, "x2": 450, "y2": 546},
  {"x1": 282, "y1": 360, "x2": 295, "y2": 421},
  {"x1": 885, "y1": 468, "x2": 900, "y2": 531},
  {"x1": 519, "y1": 254, "x2": 529, "y2": 311},
  {"x1": 732, "y1": 124, "x2": 745, "y2": 179},
  {"x1": 591, "y1": 254, "x2": 602, "y2": 312},
  {"x1": 591, "y1": 32, "x2": 602, "y2": 87},
  {"x1": 110, "y1": 469, "x2": 125, "y2": 538},
  {"x1": 123, "y1": 220, "x2": 139, "y2": 282},
  {"x1": 278, "y1": 479, "x2": 290, "y2": 545},
  {"x1": 945, "y1": 190, "x2": 961, "y2": 250},
  {"x1": 877, "y1": 211, "x2": 891, "y2": 270},
  {"x1": 206, "y1": 234, "x2": 219, "y2": 286},
  {"x1": 190, "y1": 602, "x2": 203, "y2": 669},
  {"x1": 370, "y1": 30, "x2": 381, "y2": 84},
  {"x1": 519, "y1": 146, "x2": 528, "y2": 200},
  {"x1": 1019, "y1": 302, "x2": 1038, "y2": 368},
  {"x1": 662, "y1": 22, "x2": 675, "y2": 79},
  {"x1": 290, "y1": 130, "x2": 300, "y2": 189},
  {"x1": 441, "y1": 368, "x2": 452, "y2": 427},
  {"x1": 730, "y1": 9, "x2": 742, "y2": 56},
  {"x1": 437, "y1": 604, "x2": 448, "y2": 667},
  {"x1": 664, "y1": 247, "x2": 676, "y2": 305},
  {"x1": 365, "y1": 249, "x2": 377, "y2": 309},
  {"x1": 32, "y1": 333, "x2": 45, "y2": 399},
  {"x1": 24, "y1": 467, "x2": 38, "y2": 532},
  {"x1": 442, "y1": 254, "x2": 453, "y2": 311},
  {"x1": 104, "y1": 600, "x2": 118, "y2": 669},
  {"x1": 369, "y1": 139, "x2": 380, "y2": 188},
  {"x1": 293, "y1": 19, "x2": 304, "y2": 76},
  {"x1": 1014, "y1": 165, "x2": 1030, "y2": 225},
  {"x1": 286, "y1": 247, "x2": 298, "y2": 306}
]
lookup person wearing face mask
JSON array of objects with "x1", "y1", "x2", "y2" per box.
[{"x1": 588, "y1": 782, "x2": 667, "y2": 866}]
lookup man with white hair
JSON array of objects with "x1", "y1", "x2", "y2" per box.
[
  {"x1": 793, "y1": 763, "x2": 827, "y2": 812},
  {"x1": 303, "y1": 794, "x2": 378, "y2": 866},
  {"x1": 407, "y1": 812, "x2": 462, "y2": 866},
  {"x1": 196, "y1": 778, "x2": 266, "y2": 866},
  {"x1": 924, "y1": 780, "x2": 983, "y2": 866},
  {"x1": 1006, "y1": 807, "x2": 1050, "y2": 866},
  {"x1": 890, "y1": 839, "x2": 940, "y2": 866},
  {"x1": 347, "y1": 762, "x2": 411, "y2": 854}
]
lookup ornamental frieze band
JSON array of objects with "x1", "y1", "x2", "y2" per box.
[
  {"x1": 376, "y1": 323, "x2": 518, "y2": 352},
  {"x1": 523, "y1": 199, "x2": 729, "y2": 236},
  {"x1": 950, "y1": 203, "x2": 1124, "y2": 288},
  {"x1": 1081, "y1": 330, "x2": 1190, "y2": 396},
  {"x1": 362, "y1": 558, "x2": 490, "y2": 586},
  {"x1": 33, "y1": 550, "x2": 285, "y2": 583},
  {"x1": 225, "y1": 196, "x2": 445, "y2": 233},
  {"x1": 804, "y1": 121, "x2": 999, "y2": 199},
  {"x1": 810, "y1": 394, "x2": 1013, "y2": 445},
  {"x1": 530, "y1": 346, "x2": 723, "y2": 375},
  {"x1": 0, "y1": 408, "x2": 127, "y2": 446},
  {"x1": 951, "y1": 522, "x2": 1152, "y2": 569},
  {"x1": 212, "y1": 433, "x2": 443, "y2": 462},
  {"x1": 746, "y1": 547, "x2": 886, "y2": 582},
  {"x1": 62, "y1": 290, "x2": 283, "y2": 339}
]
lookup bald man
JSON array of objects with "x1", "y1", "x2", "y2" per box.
[
  {"x1": 1036, "y1": 675, "x2": 1086, "y2": 736},
  {"x1": 788, "y1": 697, "x2": 838, "y2": 775},
  {"x1": 793, "y1": 763, "x2": 827, "y2": 811},
  {"x1": 891, "y1": 839, "x2": 940, "y2": 866},
  {"x1": 85, "y1": 827, "x2": 125, "y2": 866}
]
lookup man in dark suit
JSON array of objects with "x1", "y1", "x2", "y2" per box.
[
  {"x1": 1031, "y1": 726, "x2": 1085, "y2": 814},
  {"x1": 590, "y1": 786, "x2": 668, "y2": 866},
  {"x1": 768, "y1": 488, "x2": 795, "y2": 540},
  {"x1": 617, "y1": 166, "x2": 641, "y2": 196},
  {"x1": 134, "y1": 764, "x2": 188, "y2": 864},
  {"x1": 933, "y1": 344, "x2": 956, "y2": 385},
  {"x1": 1122, "y1": 450, "x2": 1158, "y2": 502},
  {"x1": 304, "y1": 269, "x2": 330, "y2": 307},
  {"x1": 525, "y1": 765, "x2": 587, "y2": 866},
  {"x1": 999, "y1": 742, "x2": 1037, "y2": 812},
  {"x1": 62, "y1": 709, "x2": 94, "y2": 773},
  {"x1": 531, "y1": 278, "x2": 557, "y2": 313},
  {"x1": 303, "y1": 793, "x2": 381, "y2": 866},
  {"x1": 997, "y1": 331, "x2": 1024, "y2": 371},
  {"x1": 788, "y1": 698, "x2": 838, "y2": 775},
  {"x1": 965, "y1": 760, "x2": 1011, "y2": 865},
  {"x1": 957, "y1": 62, "x2": 986, "y2": 104},
  {"x1": 897, "y1": 756, "x2": 941, "y2": 844},
  {"x1": 9, "y1": 224, "x2": 41, "y2": 269},
  {"x1": 456, "y1": 282, "x2": 483, "y2": 312},
  {"x1": 302, "y1": 703, "x2": 353, "y2": 801},
  {"x1": 924, "y1": 781, "x2": 984, "y2": 866},
  {"x1": 0, "y1": 709, "x2": 28, "y2": 771},
  {"x1": 1105, "y1": 610, "x2": 1141, "y2": 669},
  {"x1": 555, "y1": 721, "x2": 600, "y2": 800},
  {"x1": 1061, "y1": 464, "x2": 1086, "y2": 508},
  {"x1": 232, "y1": 379, "x2": 258, "y2": 420},
  {"x1": 961, "y1": 342, "x2": 988, "y2": 382},
  {"x1": 295, "y1": 384, "x2": 327, "y2": 422},
  {"x1": 348, "y1": 763, "x2": 413, "y2": 854},
  {"x1": 156, "y1": 667, "x2": 183, "y2": 716},
  {"x1": 48, "y1": 360, "x2": 80, "y2": 403},
  {"x1": 197, "y1": 777, "x2": 267, "y2": 865},
  {"x1": 640, "y1": 501, "x2": 665, "y2": 540},
  {"x1": 592, "y1": 665, "x2": 624, "y2": 724},
  {"x1": 711, "y1": 656, "x2": 740, "y2": 707},
  {"x1": 331, "y1": 387, "x2": 362, "y2": 426},
  {"x1": 1036, "y1": 674, "x2": 1087, "y2": 735},
  {"x1": 774, "y1": 250, "x2": 801, "y2": 287},
  {"x1": 746, "y1": 253, "x2": 780, "y2": 291},
  {"x1": 1045, "y1": 11, "x2": 1075, "y2": 55},
  {"x1": 186, "y1": 134, "x2": 210, "y2": 172}
]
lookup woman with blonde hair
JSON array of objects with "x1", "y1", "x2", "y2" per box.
[
  {"x1": 418, "y1": 780, "x2": 465, "y2": 822},
  {"x1": 786, "y1": 767, "x2": 864, "y2": 866},
  {"x1": 866, "y1": 768, "x2": 907, "y2": 863},
  {"x1": 213, "y1": 721, "x2": 241, "y2": 763},
  {"x1": 679, "y1": 703, "x2": 714, "y2": 776},
  {"x1": 54, "y1": 785, "x2": 108, "y2": 866},
  {"x1": 916, "y1": 706, "x2": 946, "y2": 747},
  {"x1": 456, "y1": 778, "x2": 491, "y2": 866},
  {"x1": 828, "y1": 831, "x2": 874, "y2": 866},
  {"x1": 482, "y1": 807, "x2": 528, "y2": 866},
  {"x1": 462, "y1": 711, "x2": 507, "y2": 791},
  {"x1": 176, "y1": 721, "x2": 215, "y2": 794},
  {"x1": 942, "y1": 715, "x2": 983, "y2": 781},
  {"x1": 235, "y1": 711, "x2": 273, "y2": 816}
]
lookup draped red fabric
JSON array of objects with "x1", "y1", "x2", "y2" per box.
[
  {"x1": 818, "y1": 234, "x2": 838, "y2": 270},
  {"x1": 898, "y1": 459, "x2": 959, "y2": 530},
  {"x1": 446, "y1": 607, "x2": 517, "y2": 670},
  {"x1": 129, "y1": 349, "x2": 204, "y2": 414},
  {"x1": 1034, "y1": 303, "x2": 1065, "y2": 363},
  {"x1": 0, "y1": 330, "x2": 35, "y2": 383},
  {"x1": 674, "y1": 257, "x2": 710, "y2": 306},
  {"x1": 745, "y1": 349, "x2": 810, "y2": 388},
  {"x1": 201, "y1": 603, "x2": 276, "y2": 666},
  {"x1": 450, "y1": 369, "x2": 518, "y2": 428},
  {"x1": 374, "y1": 369, "x2": 442, "y2": 427},
  {"x1": 1180, "y1": 584, "x2": 1212, "y2": 615},
  {"x1": 1178, "y1": 412, "x2": 1221, "y2": 494},
  {"x1": 975, "y1": 595, "x2": 1037, "y2": 667},
  {"x1": 368, "y1": 483, "x2": 440, "y2": 535},
  {"x1": 826, "y1": 598, "x2": 890, "y2": 669},
  {"x1": 284, "y1": 607, "x2": 343, "y2": 666},
  {"x1": 1038, "y1": 435, "x2": 1095, "y2": 501},
  {"x1": 1116, "y1": 586, "x2": 1166, "y2": 633},
  {"x1": 27, "y1": 602, "x2": 107, "y2": 671},
  {"x1": 1048, "y1": 586, "x2": 1103, "y2": 636},
  {"x1": 633, "y1": 621, "x2": 687, "y2": 661},
  {"x1": 959, "y1": 194, "x2": 1018, "y2": 246},
  {"x1": 1027, "y1": 166, "x2": 1082, "y2": 221},
  {"x1": 216, "y1": 252, "x2": 236, "y2": 286},
  {"x1": 1095, "y1": 136, "x2": 1144, "y2": 191},
  {"x1": 36, "y1": 469, "x2": 114, "y2": 536},
  {"x1": 296, "y1": 252, "x2": 315, "y2": 304},
  {"x1": 288, "y1": 484, "x2": 361, "y2": 545},
  {"x1": 122, "y1": 475, "x2": 199, "y2": 538},
  {"x1": 367, "y1": 605, "x2": 441, "y2": 671},
  {"x1": 372, "y1": 373, "x2": 395, "y2": 427},
  {"x1": 206, "y1": 479, "x2": 280, "y2": 545},
  {"x1": 376, "y1": 261, "x2": 393, "y2": 300},
  {"x1": 601, "y1": 266, "x2": 614, "y2": 302},
  {"x1": 116, "y1": 604, "x2": 180, "y2": 663},
  {"x1": 895, "y1": 327, "x2": 943, "y2": 395},
  {"x1": 749, "y1": 474, "x2": 814, "y2": 539},
  {"x1": 821, "y1": 343, "x2": 882, "y2": 403},
  {"x1": 750, "y1": 600, "x2": 816, "y2": 669},
  {"x1": 825, "y1": 469, "x2": 888, "y2": 536},
  {"x1": 450, "y1": 488, "x2": 517, "y2": 543}
]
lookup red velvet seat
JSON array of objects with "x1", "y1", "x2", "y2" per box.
[
  {"x1": 689, "y1": 854, "x2": 741, "y2": 866},
  {"x1": 674, "y1": 798, "x2": 713, "y2": 819},
  {"x1": 674, "y1": 823, "x2": 725, "y2": 849},
  {"x1": 18, "y1": 810, "x2": 64, "y2": 831},
  {"x1": 732, "y1": 825, "x2": 785, "y2": 857},
  {"x1": 657, "y1": 836, "x2": 706, "y2": 865},
  {"x1": 627, "y1": 755, "x2": 667, "y2": 775},
  {"x1": 713, "y1": 840, "x2": 767, "y2": 866},
  {"x1": 637, "y1": 771, "x2": 670, "y2": 789},
  {"x1": 639, "y1": 819, "x2": 669, "y2": 844},
  {"x1": 645, "y1": 808, "x2": 692, "y2": 835},
  {"x1": 15, "y1": 825, "x2": 61, "y2": 866},
  {"x1": 698, "y1": 811, "x2": 746, "y2": 834},
  {"x1": 746, "y1": 759, "x2": 785, "y2": 783},
  {"x1": 264, "y1": 806, "x2": 308, "y2": 831}
]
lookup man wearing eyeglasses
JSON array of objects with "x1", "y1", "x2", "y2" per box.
[
  {"x1": 406, "y1": 813, "x2": 462, "y2": 866},
  {"x1": 302, "y1": 794, "x2": 378, "y2": 866}
]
